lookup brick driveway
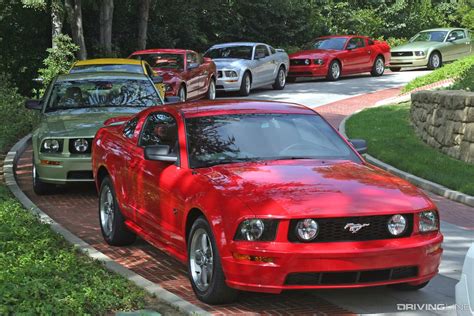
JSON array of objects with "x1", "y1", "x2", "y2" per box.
[{"x1": 13, "y1": 88, "x2": 474, "y2": 315}]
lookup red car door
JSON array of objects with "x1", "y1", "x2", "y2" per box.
[
  {"x1": 129, "y1": 111, "x2": 185, "y2": 252},
  {"x1": 185, "y1": 51, "x2": 203, "y2": 99},
  {"x1": 343, "y1": 37, "x2": 371, "y2": 73}
]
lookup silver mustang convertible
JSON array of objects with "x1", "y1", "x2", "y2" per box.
[{"x1": 204, "y1": 42, "x2": 289, "y2": 96}]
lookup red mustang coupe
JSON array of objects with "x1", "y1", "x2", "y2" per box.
[
  {"x1": 129, "y1": 49, "x2": 217, "y2": 102},
  {"x1": 288, "y1": 35, "x2": 391, "y2": 81},
  {"x1": 92, "y1": 100, "x2": 442, "y2": 304}
]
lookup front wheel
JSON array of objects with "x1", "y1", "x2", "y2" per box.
[
  {"x1": 178, "y1": 85, "x2": 186, "y2": 102},
  {"x1": 99, "y1": 176, "x2": 136, "y2": 246},
  {"x1": 427, "y1": 52, "x2": 442, "y2": 70},
  {"x1": 326, "y1": 60, "x2": 341, "y2": 81},
  {"x1": 188, "y1": 217, "x2": 238, "y2": 304},
  {"x1": 32, "y1": 158, "x2": 56, "y2": 195},
  {"x1": 272, "y1": 66, "x2": 286, "y2": 90},
  {"x1": 239, "y1": 72, "x2": 251, "y2": 96},
  {"x1": 371, "y1": 56, "x2": 385, "y2": 76},
  {"x1": 206, "y1": 79, "x2": 216, "y2": 100}
]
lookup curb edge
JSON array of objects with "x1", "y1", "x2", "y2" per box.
[{"x1": 3, "y1": 134, "x2": 210, "y2": 316}]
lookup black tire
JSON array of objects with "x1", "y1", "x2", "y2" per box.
[
  {"x1": 187, "y1": 216, "x2": 238, "y2": 304},
  {"x1": 287, "y1": 77, "x2": 297, "y2": 83},
  {"x1": 326, "y1": 60, "x2": 341, "y2": 81},
  {"x1": 178, "y1": 85, "x2": 186, "y2": 102},
  {"x1": 99, "y1": 176, "x2": 136, "y2": 246},
  {"x1": 391, "y1": 281, "x2": 430, "y2": 291},
  {"x1": 371, "y1": 56, "x2": 385, "y2": 76},
  {"x1": 389, "y1": 67, "x2": 401, "y2": 72},
  {"x1": 239, "y1": 72, "x2": 251, "y2": 96},
  {"x1": 32, "y1": 155, "x2": 56, "y2": 195},
  {"x1": 272, "y1": 66, "x2": 286, "y2": 90},
  {"x1": 427, "y1": 51, "x2": 442, "y2": 70},
  {"x1": 206, "y1": 78, "x2": 216, "y2": 100}
]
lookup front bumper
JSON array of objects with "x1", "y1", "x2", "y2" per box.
[
  {"x1": 216, "y1": 73, "x2": 243, "y2": 92},
  {"x1": 389, "y1": 55, "x2": 429, "y2": 68},
  {"x1": 288, "y1": 64, "x2": 328, "y2": 78},
  {"x1": 222, "y1": 232, "x2": 443, "y2": 293},
  {"x1": 36, "y1": 153, "x2": 93, "y2": 184}
]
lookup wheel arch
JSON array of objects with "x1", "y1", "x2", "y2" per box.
[
  {"x1": 96, "y1": 165, "x2": 110, "y2": 189},
  {"x1": 185, "y1": 207, "x2": 206, "y2": 244}
]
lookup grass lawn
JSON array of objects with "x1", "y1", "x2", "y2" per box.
[
  {"x1": 346, "y1": 102, "x2": 474, "y2": 196},
  {"x1": 402, "y1": 54, "x2": 474, "y2": 93}
]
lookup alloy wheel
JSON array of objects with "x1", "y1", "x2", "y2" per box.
[
  {"x1": 432, "y1": 54, "x2": 440, "y2": 68},
  {"x1": 376, "y1": 58, "x2": 384, "y2": 74},
  {"x1": 245, "y1": 75, "x2": 251, "y2": 94},
  {"x1": 209, "y1": 81, "x2": 216, "y2": 100},
  {"x1": 332, "y1": 62, "x2": 340, "y2": 79},
  {"x1": 179, "y1": 87, "x2": 186, "y2": 102},
  {"x1": 190, "y1": 228, "x2": 214, "y2": 291},
  {"x1": 100, "y1": 185, "x2": 115, "y2": 238},
  {"x1": 278, "y1": 68, "x2": 286, "y2": 87}
]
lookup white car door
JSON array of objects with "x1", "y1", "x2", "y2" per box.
[{"x1": 253, "y1": 45, "x2": 274, "y2": 85}]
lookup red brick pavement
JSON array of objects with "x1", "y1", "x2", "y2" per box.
[{"x1": 13, "y1": 88, "x2": 474, "y2": 314}]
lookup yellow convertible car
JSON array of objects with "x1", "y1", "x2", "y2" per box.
[{"x1": 70, "y1": 58, "x2": 166, "y2": 98}]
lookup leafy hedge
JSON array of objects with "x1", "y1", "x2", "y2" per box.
[
  {"x1": 402, "y1": 54, "x2": 474, "y2": 93},
  {"x1": 0, "y1": 74, "x2": 39, "y2": 153}
]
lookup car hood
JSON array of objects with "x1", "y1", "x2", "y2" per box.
[
  {"x1": 392, "y1": 42, "x2": 440, "y2": 51},
  {"x1": 40, "y1": 107, "x2": 142, "y2": 138},
  {"x1": 289, "y1": 49, "x2": 338, "y2": 59},
  {"x1": 200, "y1": 160, "x2": 433, "y2": 217},
  {"x1": 212, "y1": 58, "x2": 248, "y2": 70}
]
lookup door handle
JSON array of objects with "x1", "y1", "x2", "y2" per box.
[{"x1": 367, "y1": 50, "x2": 371, "y2": 54}]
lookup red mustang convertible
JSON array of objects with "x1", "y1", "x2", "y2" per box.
[
  {"x1": 288, "y1": 35, "x2": 390, "y2": 81},
  {"x1": 92, "y1": 100, "x2": 442, "y2": 304},
  {"x1": 130, "y1": 49, "x2": 216, "y2": 102}
]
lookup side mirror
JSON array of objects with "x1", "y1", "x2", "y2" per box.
[
  {"x1": 25, "y1": 99, "x2": 42, "y2": 110},
  {"x1": 349, "y1": 139, "x2": 367, "y2": 155},
  {"x1": 164, "y1": 96, "x2": 181, "y2": 104},
  {"x1": 254, "y1": 53, "x2": 265, "y2": 60},
  {"x1": 152, "y1": 76, "x2": 163, "y2": 84},
  {"x1": 347, "y1": 44, "x2": 357, "y2": 50},
  {"x1": 187, "y1": 62, "x2": 199, "y2": 70},
  {"x1": 144, "y1": 145, "x2": 177, "y2": 162},
  {"x1": 447, "y1": 36, "x2": 456, "y2": 42}
]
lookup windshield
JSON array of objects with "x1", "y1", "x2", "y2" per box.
[
  {"x1": 204, "y1": 46, "x2": 253, "y2": 60},
  {"x1": 313, "y1": 38, "x2": 347, "y2": 50},
  {"x1": 131, "y1": 53, "x2": 184, "y2": 70},
  {"x1": 410, "y1": 31, "x2": 447, "y2": 42},
  {"x1": 46, "y1": 78, "x2": 161, "y2": 112},
  {"x1": 70, "y1": 64, "x2": 144, "y2": 74},
  {"x1": 186, "y1": 113, "x2": 360, "y2": 168}
]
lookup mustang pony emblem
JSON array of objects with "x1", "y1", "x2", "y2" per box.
[{"x1": 344, "y1": 223, "x2": 370, "y2": 233}]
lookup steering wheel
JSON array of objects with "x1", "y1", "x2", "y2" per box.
[{"x1": 279, "y1": 143, "x2": 311, "y2": 155}]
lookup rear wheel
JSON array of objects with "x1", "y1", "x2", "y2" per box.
[
  {"x1": 326, "y1": 60, "x2": 341, "y2": 81},
  {"x1": 389, "y1": 67, "x2": 401, "y2": 72},
  {"x1": 272, "y1": 66, "x2": 286, "y2": 90},
  {"x1": 178, "y1": 85, "x2": 186, "y2": 102},
  {"x1": 371, "y1": 56, "x2": 385, "y2": 76},
  {"x1": 99, "y1": 176, "x2": 136, "y2": 246},
  {"x1": 427, "y1": 52, "x2": 442, "y2": 70},
  {"x1": 239, "y1": 72, "x2": 251, "y2": 96},
  {"x1": 391, "y1": 281, "x2": 430, "y2": 291},
  {"x1": 206, "y1": 79, "x2": 216, "y2": 100},
  {"x1": 188, "y1": 216, "x2": 238, "y2": 304}
]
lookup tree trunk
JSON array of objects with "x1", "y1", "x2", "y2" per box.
[
  {"x1": 65, "y1": 0, "x2": 87, "y2": 59},
  {"x1": 137, "y1": 0, "x2": 150, "y2": 50},
  {"x1": 100, "y1": 0, "x2": 114, "y2": 55},
  {"x1": 51, "y1": 0, "x2": 63, "y2": 48}
]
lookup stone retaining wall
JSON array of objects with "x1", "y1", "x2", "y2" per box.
[{"x1": 410, "y1": 90, "x2": 474, "y2": 164}]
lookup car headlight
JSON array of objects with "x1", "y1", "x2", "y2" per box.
[
  {"x1": 295, "y1": 218, "x2": 319, "y2": 241},
  {"x1": 387, "y1": 214, "x2": 407, "y2": 236},
  {"x1": 313, "y1": 59, "x2": 324, "y2": 65},
  {"x1": 74, "y1": 138, "x2": 89, "y2": 153},
  {"x1": 224, "y1": 70, "x2": 238, "y2": 78},
  {"x1": 41, "y1": 139, "x2": 61, "y2": 153},
  {"x1": 234, "y1": 219, "x2": 279, "y2": 241},
  {"x1": 304, "y1": 59, "x2": 311, "y2": 65},
  {"x1": 414, "y1": 51, "x2": 425, "y2": 57},
  {"x1": 419, "y1": 211, "x2": 438, "y2": 233}
]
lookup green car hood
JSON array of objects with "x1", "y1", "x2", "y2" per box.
[
  {"x1": 392, "y1": 41, "x2": 443, "y2": 52},
  {"x1": 38, "y1": 107, "x2": 143, "y2": 138}
]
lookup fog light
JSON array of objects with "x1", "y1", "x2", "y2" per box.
[
  {"x1": 387, "y1": 214, "x2": 407, "y2": 235},
  {"x1": 295, "y1": 219, "x2": 319, "y2": 241}
]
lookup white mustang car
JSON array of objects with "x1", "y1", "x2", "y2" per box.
[
  {"x1": 456, "y1": 243, "x2": 474, "y2": 316},
  {"x1": 204, "y1": 42, "x2": 289, "y2": 96}
]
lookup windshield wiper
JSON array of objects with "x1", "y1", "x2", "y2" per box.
[{"x1": 199, "y1": 157, "x2": 261, "y2": 168}]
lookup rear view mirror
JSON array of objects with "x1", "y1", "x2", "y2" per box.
[
  {"x1": 164, "y1": 96, "x2": 181, "y2": 104},
  {"x1": 152, "y1": 76, "x2": 164, "y2": 84},
  {"x1": 349, "y1": 139, "x2": 367, "y2": 154},
  {"x1": 25, "y1": 99, "x2": 42, "y2": 110},
  {"x1": 144, "y1": 145, "x2": 177, "y2": 162}
]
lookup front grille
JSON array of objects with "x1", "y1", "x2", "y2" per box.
[
  {"x1": 67, "y1": 171, "x2": 93, "y2": 180},
  {"x1": 290, "y1": 59, "x2": 311, "y2": 66},
  {"x1": 68, "y1": 138, "x2": 93, "y2": 154},
  {"x1": 391, "y1": 51, "x2": 413, "y2": 57},
  {"x1": 217, "y1": 71, "x2": 223, "y2": 78},
  {"x1": 285, "y1": 266, "x2": 418, "y2": 285},
  {"x1": 288, "y1": 214, "x2": 413, "y2": 242}
]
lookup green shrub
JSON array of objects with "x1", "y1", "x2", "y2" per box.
[
  {"x1": 0, "y1": 189, "x2": 146, "y2": 314},
  {"x1": 402, "y1": 54, "x2": 474, "y2": 93},
  {"x1": 0, "y1": 74, "x2": 39, "y2": 153},
  {"x1": 376, "y1": 36, "x2": 408, "y2": 48}
]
